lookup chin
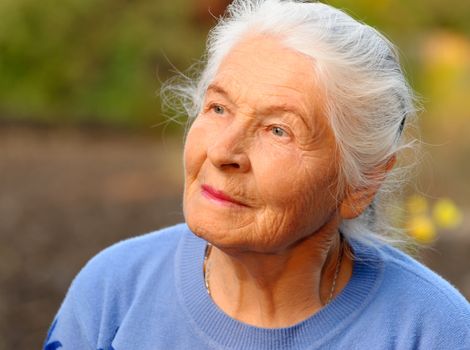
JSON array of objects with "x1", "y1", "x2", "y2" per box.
[
  {"x1": 183, "y1": 188, "x2": 327, "y2": 254},
  {"x1": 183, "y1": 189, "x2": 252, "y2": 248},
  {"x1": 185, "y1": 211, "x2": 298, "y2": 255},
  {"x1": 185, "y1": 209, "x2": 247, "y2": 248}
]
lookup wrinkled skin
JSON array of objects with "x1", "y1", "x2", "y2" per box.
[
  {"x1": 184, "y1": 35, "x2": 342, "y2": 254},
  {"x1": 181, "y1": 35, "x2": 371, "y2": 327}
]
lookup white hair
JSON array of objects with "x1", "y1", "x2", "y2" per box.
[{"x1": 163, "y1": 0, "x2": 418, "y2": 248}]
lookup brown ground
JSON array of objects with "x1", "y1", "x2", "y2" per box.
[{"x1": 0, "y1": 125, "x2": 469, "y2": 350}]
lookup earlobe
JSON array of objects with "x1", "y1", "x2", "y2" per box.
[
  {"x1": 339, "y1": 155, "x2": 397, "y2": 220},
  {"x1": 339, "y1": 188, "x2": 376, "y2": 220}
]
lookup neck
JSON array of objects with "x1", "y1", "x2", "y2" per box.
[{"x1": 205, "y1": 227, "x2": 352, "y2": 328}]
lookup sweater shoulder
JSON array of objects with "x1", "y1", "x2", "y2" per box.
[
  {"x1": 67, "y1": 223, "x2": 189, "y2": 319},
  {"x1": 377, "y1": 244, "x2": 470, "y2": 324},
  {"x1": 51, "y1": 223, "x2": 190, "y2": 349},
  {"x1": 80, "y1": 223, "x2": 187, "y2": 272}
]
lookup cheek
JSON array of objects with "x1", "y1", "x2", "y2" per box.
[
  {"x1": 255, "y1": 150, "x2": 338, "y2": 217},
  {"x1": 253, "y1": 150, "x2": 307, "y2": 203},
  {"x1": 183, "y1": 121, "x2": 207, "y2": 180},
  {"x1": 183, "y1": 123, "x2": 206, "y2": 224}
]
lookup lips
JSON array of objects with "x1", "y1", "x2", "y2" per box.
[{"x1": 201, "y1": 184, "x2": 247, "y2": 207}]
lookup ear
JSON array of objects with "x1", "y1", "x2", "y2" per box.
[{"x1": 339, "y1": 155, "x2": 396, "y2": 220}]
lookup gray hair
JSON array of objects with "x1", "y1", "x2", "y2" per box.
[{"x1": 163, "y1": 0, "x2": 418, "y2": 247}]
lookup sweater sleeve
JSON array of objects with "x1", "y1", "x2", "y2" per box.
[
  {"x1": 42, "y1": 232, "x2": 148, "y2": 350},
  {"x1": 43, "y1": 288, "x2": 94, "y2": 350}
]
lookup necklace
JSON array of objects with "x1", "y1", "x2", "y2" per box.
[
  {"x1": 203, "y1": 235, "x2": 344, "y2": 305},
  {"x1": 203, "y1": 243, "x2": 213, "y2": 295},
  {"x1": 326, "y1": 234, "x2": 344, "y2": 304}
]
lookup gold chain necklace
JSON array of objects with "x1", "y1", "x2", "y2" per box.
[{"x1": 203, "y1": 235, "x2": 344, "y2": 305}]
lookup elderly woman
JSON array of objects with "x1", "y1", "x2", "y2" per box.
[{"x1": 45, "y1": 1, "x2": 470, "y2": 349}]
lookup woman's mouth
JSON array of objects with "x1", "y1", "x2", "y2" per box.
[{"x1": 201, "y1": 185, "x2": 247, "y2": 207}]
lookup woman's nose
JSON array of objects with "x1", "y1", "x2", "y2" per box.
[{"x1": 207, "y1": 124, "x2": 251, "y2": 173}]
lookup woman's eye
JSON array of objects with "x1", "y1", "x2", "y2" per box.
[
  {"x1": 271, "y1": 126, "x2": 287, "y2": 137},
  {"x1": 212, "y1": 105, "x2": 225, "y2": 115}
]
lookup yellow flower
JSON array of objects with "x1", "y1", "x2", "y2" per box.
[
  {"x1": 407, "y1": 215, "x2": 436, "y2": 244},
  {"x1": 406, "y1": 195, "x2": 429, "y2": 215},
  {"x1": 433, "y1": 198, "x2": 462, "y2": 229}
]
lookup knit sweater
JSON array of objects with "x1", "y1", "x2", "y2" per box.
[{"x1": 44, "y1": 223, "x2": 470, "y2": 350}]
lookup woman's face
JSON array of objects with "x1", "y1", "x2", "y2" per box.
[{"x1": 183, "y1": 36, "x2": 342, "y2": 253}]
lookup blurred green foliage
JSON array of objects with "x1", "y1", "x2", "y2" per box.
[
  {"x1": 0, "y1": 0, "x2": 207, "y2": 128},
  {"x1": 327, "y1": 0, "x2": 470, "y2": 36},
  {"x1": 0, "y1": 0, "x2": 469, "y2": 130}
]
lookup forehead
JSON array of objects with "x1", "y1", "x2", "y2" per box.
[{"x1": 211, "y1": 35, "x2": 323, "y2": 117}]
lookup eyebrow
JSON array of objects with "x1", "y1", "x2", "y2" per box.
[
  {"x1": 206, "y1": 83, "x2": 310, "y2": 127},
  {"x1": 262, "y1": 103, "x2": 306, "y2": 120},
  {"x1": 207, "y1": 83, "x2": 230, "y2": 97}
]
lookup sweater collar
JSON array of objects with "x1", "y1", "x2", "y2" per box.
[{"x1": 176, "y1": 225, "x2": 383, "y2": 350}]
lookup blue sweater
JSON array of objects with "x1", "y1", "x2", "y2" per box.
[{"x1": 45, "y1": 223, "x2": 470, "y2": 350}]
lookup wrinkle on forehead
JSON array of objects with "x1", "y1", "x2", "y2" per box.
[{"x1": 209, "y1": 34, "x2": 327, "y2": 131}]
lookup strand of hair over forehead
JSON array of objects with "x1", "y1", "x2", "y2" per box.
[{"x1": 165, "y1": 0, "x2": 419, "y2": 248}]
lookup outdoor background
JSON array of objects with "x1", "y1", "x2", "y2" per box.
[{"x1": 1, "y1": 0, "x2": 469, "y2": 348}]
